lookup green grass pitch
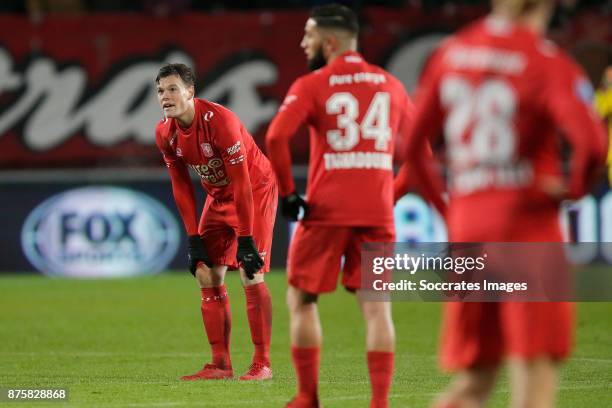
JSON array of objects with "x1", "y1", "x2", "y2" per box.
[{"x1": 0, "y1": 271, "x2": 610, "y2": 407}]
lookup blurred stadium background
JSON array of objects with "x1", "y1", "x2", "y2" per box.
[
  {"x1": 0, "y1": 1, "x2": 611, "y2": 407},
  {"x1": 0, "y1": 0, "x2": 611, "y2": 275}
]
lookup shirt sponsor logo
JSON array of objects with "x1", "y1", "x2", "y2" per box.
[
  {"x1": 176, "y1": 147, "x2": 183, "y2": 157},
  {"x1": 226, "y1": 140, "x2": 241, "y2": 156},
  {"x1": 191, "y1": 158, "x2": 230, "y2": 186},
  {"x1": 203, "y1": 111, "x2": 214, "y2": 121},
  {"x1": 329, "y1": 72, "x2": 386, "y2": 86},
  {"x1": 20, "y1": 186, "x2": 180, "y2": 277},
  {"x1": 201, "y1": 143, "x2": 214, "y2": 158}
]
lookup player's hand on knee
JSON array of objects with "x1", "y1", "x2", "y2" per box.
[
  {"x1": 281, "y1": 192, "x2": 309, "y2": 221},
  {"x1": 187, "y1": 235, "x2": 212, "y2": 276},
  {"x1": 236, "y1": 236, "x2": 264, "y2": 280}
]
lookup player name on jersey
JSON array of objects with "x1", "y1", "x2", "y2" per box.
[
  {"x1": 451, "y1": 162, "x2": 533, "y2": 195},
  {"x1": 323, "y1": 151, "x2": 393, "y2": 170},
  {"x1": 446, "y1": 46, "x2": 527, "y2": 74}
]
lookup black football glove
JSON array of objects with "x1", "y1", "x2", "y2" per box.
[
  {"x1": 236, "y1": 236, "x2": 264, "y2": 280},
  {"x1": 187, "y1": 235, "x2": 212, "y2": 276},
  {"x1": 281, "y1": 192, "x2": 309, "y2": 221}
]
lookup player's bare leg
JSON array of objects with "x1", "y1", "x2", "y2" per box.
[
  {"x1": 181, "y1": 264, "x2": 234, "y2": 381},
  {"x1": 238, "y1": 269, "x2": 273, "y2": 380},
  {"x1": 196, "y1": 263, "x2": 226, "y2": 288},
  {"x1": 357, "y1": 291, "x2": 395, "y2": 408},
  {"x1": 286, "y1": 285, "x2": 321, "y2": 408},
  {"x1": 433, "y1": 367, "x2": 498, "y2": 408},
  {"x1": 508, "y1": 357, "x2": 558, "y2": 408},
  {"x1": 288, "y1": 286, "x2": 322, "y2": 347}
]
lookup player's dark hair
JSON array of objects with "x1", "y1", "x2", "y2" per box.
[
  {"x1": 310, "y1": 3, "x2": 359, "y2": 35},
  {"x1": 155, "y1": 63, "x2": 196, "y2": 88}
]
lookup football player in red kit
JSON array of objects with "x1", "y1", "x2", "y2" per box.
[
  {"x1": 266, "y1": 4, "x2": 416, "y2": 408},
  {"x1": 155, "y1": 64, "x2": 277, "y2": 381},
  {"x1": 401, "y1": 0, "x2": 607, "y2": 407}
]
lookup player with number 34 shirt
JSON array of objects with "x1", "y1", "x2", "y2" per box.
[
  {"x1": 269, "y1": 51, "x2": 413, "y2": 228},
  {"x1": 266, "y1": 5, "x2": 415, "y2": 407}
]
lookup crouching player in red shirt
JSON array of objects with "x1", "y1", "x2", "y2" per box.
[
  {"x1": 155, "y1": 64, "x2": 277, "y2": 381},
  {"x1": 401, "y1": 0, "x2": 608, "y2": 406},
  {"x1": 266, "y1": 4, "x2": 418, "y2": 407}
]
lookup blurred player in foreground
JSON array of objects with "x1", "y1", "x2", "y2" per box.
[
  {"x1": 155, "y1": 64, "x2": 277, "y2": 381},
  {"x1": 266, "y1": 4, "x2": 418, "y2": 407},
  {"x1": 402, "y1": 0, "x2": 608, "y2": 406}
]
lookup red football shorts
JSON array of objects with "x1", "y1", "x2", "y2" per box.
[
  {"x1": 288, "y1": 224, "x2": 395, "y2": 294},
  {"x1": 198, "y1": 182, "x2": 277, "y2": 272},
  {"x1": 441, "y1": 214, "x2": 573, "y2": 370},
  {"x1": 440, "y1": 301, "x2": 574, "y2": 370}
]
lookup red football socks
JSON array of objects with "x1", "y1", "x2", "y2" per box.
[
  {"x1": 200, "y1": 285, "x2": 232, "y2": 369},
  {"x1": 291, "y1": 346, "x2": 320, "y2": 402},
  {"x1": 244, "y1": 282, "x2": 272, "y2": 366},
  {"x1": 367, "y1": 351, "x2": 394, "y2": 408}
]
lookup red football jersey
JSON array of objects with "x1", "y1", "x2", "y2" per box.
[
  {"x1": 156, "y1": 98, "x2": 274, "y2": 236},
  {"x1": 404, "y1": 17, "x2": 607, "y2": 240},
  {"x1": 267, "y1": 51, "x2": 414, "y2": 227}
]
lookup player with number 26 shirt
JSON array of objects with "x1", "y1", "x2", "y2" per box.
[
  {"x1": 266, "y1": 4, "x2": 413, "y2": 408},
  {"x1": 402, "y1": 1, "x2": 607, "y2": 406}
]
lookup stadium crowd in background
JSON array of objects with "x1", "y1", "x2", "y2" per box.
[{"x1": 0, "y1": 0, "x2": 610, "y2": 14}]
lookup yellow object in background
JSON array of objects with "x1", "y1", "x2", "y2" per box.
[{"x1": 594, "y1": 86, "x2": 612, "y2": 187}]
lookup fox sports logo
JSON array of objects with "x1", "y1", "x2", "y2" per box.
[{"x1": 21, "y1": 186, "x2": 180, "y2": 277}]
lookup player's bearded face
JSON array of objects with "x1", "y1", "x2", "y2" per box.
[
  {"x1": 307, "y1": 45, "x2": 326, "y2": 71},
  {"x1": 302, "y1": 19, "x2": 327, "y2": 72},
  {"x1": 156, "y1": 75, "x2": 194, "y2": 118}
]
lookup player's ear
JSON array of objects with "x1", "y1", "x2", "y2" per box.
[
  {"x1": 187, "y1": 85, "x2": 195, "y2": 100},
  {"x1": 322, "y1": 35, "x2": 337, "y2": 59}
]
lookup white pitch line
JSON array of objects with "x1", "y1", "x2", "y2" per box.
[
  {"x1": 123, "y1": 403, "x2": 186, "y2": 407},
  {"x1": 4, "y1": 352, "x2": 609, "y2": 362},
  {"x1": 557, "y1": 384, "x2": 612, "y2": 390},
  {"x1": 0, "y1": 351, "x2": 250, "y2": 358},
  {"x1": 91, "y1": 394, "x2": 416, "y2": 408},
  {"x1": 572, "y1": 357, "x2": 612, "y2": 364}
]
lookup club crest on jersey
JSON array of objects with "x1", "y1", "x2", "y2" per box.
[{"x1": 201, "y1": 143, "x2": 214, "y2": 158}]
